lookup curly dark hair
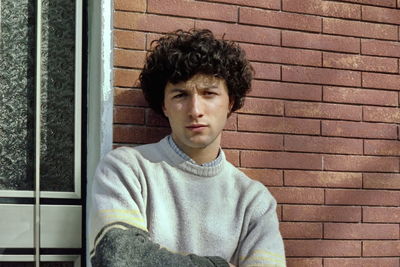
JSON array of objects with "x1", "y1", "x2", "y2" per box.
[{"x1": 139, "y1": 29, "x2": 254, "y2": 115}]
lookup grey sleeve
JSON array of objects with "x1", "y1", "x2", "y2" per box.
[
  {"x1": 91, "y1": 225, "x2": 229, "y2": 267},
  {"x1": 236, "y1": 189, "x2": 286, "y2": 266}
]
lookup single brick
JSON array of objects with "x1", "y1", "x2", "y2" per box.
[
  {"x1": 279, "y1": 222, "x2": 323, "y2": 239},
  {"x1": 239, "y1": 7, "x2": 322, "y2": 32},
  {"x1": 361, "y1": 39, "x2": 400, "y2": 57},
  {"x1": 195, "y1": 20, "x2": 280, "y2": 46},
  {"x1": 282, "y1": 0, "x2": 361, "y2": 19},
  {"x1": 323, "y1": 155, "x2": 399, "y2": 172},
  {"x1": 323, "y1": 86, "x2": 398, "y2": 106},
  {"x1": 238, "y1": 114, "x2": 321, "y2": 135},
  {"x1": 249, "y1": 80, "x2": 322, "y2": 101},
  {"x1": 114, "y1": 12, "x2": 194, "y2": 33},
  {"x1": 282, "y1": 31, "x2": 360, "y2": 53},
  {"x1": 323, "y1": 0, "x2": 396, "y2": 7},
  {"x1": 224, "y1": 149, "x2": 239, "y2": 166},
  {"x1": 114, "y1": 49, "x2": 146, "y2": 69},
  {"x1": 114, "y1": 106, "x2": 145, "y2": 124},
  {"x1": 252, "y1": 62, "x2": 281, "y2": 80},
  {"x1": 363, "y1": 106, "x2": 400, "y2": 123},
  {"x1": 322, "y1": 120, "x2": 397, "y2": 139},
  {"x1": 363, "y1": 207, "x2": 400, "y2": 223},
  {"x1": 324, "y1": 258, "x2": 399, "y2": 267},
  {"x1": 147, "y1": 0, "x2": 237, "y2": 22},
  {"x1": 145, "y1": 109, "x2": 169, "y2": 127},
  {"x1": 114, "y1": 88, "x2": 147, "y2": 106},
  {"x1": 224, "y1": 113, "x2": 237, "y2": 131},
  {"x1": 221, "y1": 131, "x2": 283, "y2": 150},
  {"x1": 287, "y1": 258, "x2": 322, "y2": 267},
  {"x1": 238, "y1": 98, "x2": 284, "y2": 116},
  {"x1": 285, "y1": 240, "x2": 361, "y2": 257},
  {"x1": 282, "y1": 65, "x2": 361, "y2": 87},
  {"x1": 285, "y1": 135, "x2": 363, "y2": 154},
  {"x1": 363, "y1": 241, "x2": 400, "y2": 256},
  {"x1": 114, "y1": 69, "x2": 141, "y2": 87},
  {"x1": 284, "y1": 170, "x2": 362, "y2": 188},
  {"x1": 196, "y1": 0, "x2": 281, "y2": 9},
  {"x1": 323, "y1": 52, "x2": 398, "y2": 73},
  {"x1": 239, "y1": 168, "x2": 283, "y2": 186},
  {"x1": 242, "y1": 43, "x2": 322, "y2": 66},
  {"x1": 269, "y1": 187, "x2": 324, "y2": 204},
  {"x1": 283, "y1": 205, "x2": 361, "y2": 222},
  {"x1": 114, "y1": 0, "x2": 146, "y2": 12},
  {"x1": 364, "y1": 173, "x2": 400, "y2": 189},
  {"x1": 114, "y1": 30, "x2": 146, "y2": 50},
  {"x1": 113, "y1": 125, "x2": 170, "y2": 144},
  {"x1": 324, "y1": 223, "x2": 399, "y2": 239},
  {"x1": 363, "y1": 72, "x2": 400, "y2": 90},
  {"x1": 325, "y1": 189, "x2": 400, "y2": 206},
  {"x1": 285, "y1": 101, "x2": 362, "y2": 120},
  {"x1": 146, "y1": 33, "x2": 164, "y2": 50},
  {"x1": 362, "y1": 5, "x2": 400, "y2": 24},
  {"x1": 323, "y1": 17, "x2": 398, "y2": 40},
  {"x1": 241, "y1": 151, "x2": 322, "y2": 170},
  {"x1": 365, "y1": 140, "x2": 400, "y2": 156}
]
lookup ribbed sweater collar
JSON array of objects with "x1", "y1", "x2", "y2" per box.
[{"x1": 158, "y1": 136, "x2": 226, "y2": 177}]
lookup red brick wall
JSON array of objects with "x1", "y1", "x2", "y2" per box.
[{"x1": 112, "y1": 0, "x2": 400, "y2": 265}]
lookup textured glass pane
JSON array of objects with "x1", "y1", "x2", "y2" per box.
[
  {"x1": 0, "y1": 0, "x2": 35, "y2": 190},
  {"x1": 40, "y1": 0, "x2": 75, "y2": 192},
  {"x1": 0, "y1": 0, "x2": 76, "y2": 192},
  {"x1": 0, "y1": 262, "x2": 73, "y2": 267}
]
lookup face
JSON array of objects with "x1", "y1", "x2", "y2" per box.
[{"x1": 163, "y1": 73, "x2": 232, "y2": 155}]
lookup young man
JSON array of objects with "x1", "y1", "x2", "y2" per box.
[{"x1": 89, "y1": 29, "x2": 286, "y2": 266}]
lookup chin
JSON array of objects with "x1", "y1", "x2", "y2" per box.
[
  {"x1": 186, "y1": 140, "x2": 210, "y2": 148},
  {"x1": 186, "y1": 135, "x2": 216, "y2": 148}
]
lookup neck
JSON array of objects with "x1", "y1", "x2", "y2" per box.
[{"x1": 171, "y1": 134, "x2": 221, "y2": 165}]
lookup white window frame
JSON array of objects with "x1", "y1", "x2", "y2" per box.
[
  {"x1": 0, "y1": 0, "x2": 83, "y2": 200},
  {"x1": 0, "y1": 0, "x2": 86, "y2": 265},
  {"x1": 86, "y1": 0, "x2": 114, "y2": 266},
  {"x1": 0, "y1": 255, "x2": 81, "y2": 267}
]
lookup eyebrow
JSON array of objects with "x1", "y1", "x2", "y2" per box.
[
  {"x1": 168, "y1": 88, "x2": 187, "y2": 94},
  {"x1": 168, "y1": 85, "x2": 219, "y2": 93}
]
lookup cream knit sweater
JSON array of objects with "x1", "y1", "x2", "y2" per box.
[{"x1": 89, "y1": 136, "x2": 286, "y2": 266}]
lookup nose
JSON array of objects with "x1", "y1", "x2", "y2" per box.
[{"x1": 188, "y1": 94, "x2": 204, "y2": 118}]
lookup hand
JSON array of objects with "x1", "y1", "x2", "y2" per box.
[{"x1": 229, "y1": 264, "x2": 236, "y2": 267}]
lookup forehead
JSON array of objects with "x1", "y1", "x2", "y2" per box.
[{"x1": 165, "y1": 73, "x2": 226, "y2": 91}]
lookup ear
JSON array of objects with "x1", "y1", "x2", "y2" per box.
[
  {"x1": 162, "y1": 105, "x2": 168, "y2": 118},
  {"x1": 227, "y1": 99, "x2": 234, "y2": 117},
  {"x1": 229, "y1": 96, "x2": 234, "y2": 110}
]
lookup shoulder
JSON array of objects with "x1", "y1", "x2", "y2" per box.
[
  {"x1": 93, "y1": 141, "x2": 166, "y2": 184},
  {"x1": 224, "y1": 161, "x2": 267, "y2": 191},
  {"x1": 224, "y1": 161, "x2": 276, "y2": 205},
  {"x1": 101, "y1": 140, "x2": 165, "y2": 167}
]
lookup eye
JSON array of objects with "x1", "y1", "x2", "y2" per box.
[
  {"x1": 204, "y1": 91, "x2": 217, "y2": 96},
  {"x1": 173, "y1": 93, "x2": 186, "y2": 99}
]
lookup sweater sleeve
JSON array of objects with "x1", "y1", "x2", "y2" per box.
[
  {"x1": 236, "y1": 188, "x2": 286, "y2": 267},
  {"x1": 91, "y1": 225, "x2": 229, "y2": 267},
  {"x1": 89, "y1": 148, "x2": 229, "y2": 267}
]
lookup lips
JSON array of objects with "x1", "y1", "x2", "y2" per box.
[
  {"x1": 187, "y1": 124, "x2": 207, "y2": 128},
  {"x1": 186, "y1": 124, "x2": 208, "y2": 131}
]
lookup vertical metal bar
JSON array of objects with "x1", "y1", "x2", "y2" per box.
[
  {"x1": 0, "y1": 0, "x2": 2, "y2": 42},
  {"x1": 34, "y1": 0, "x2": 42, "y2": 266},
  {"x1": 74, "y1": 0, "x2": 82, "y2": 199}
]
